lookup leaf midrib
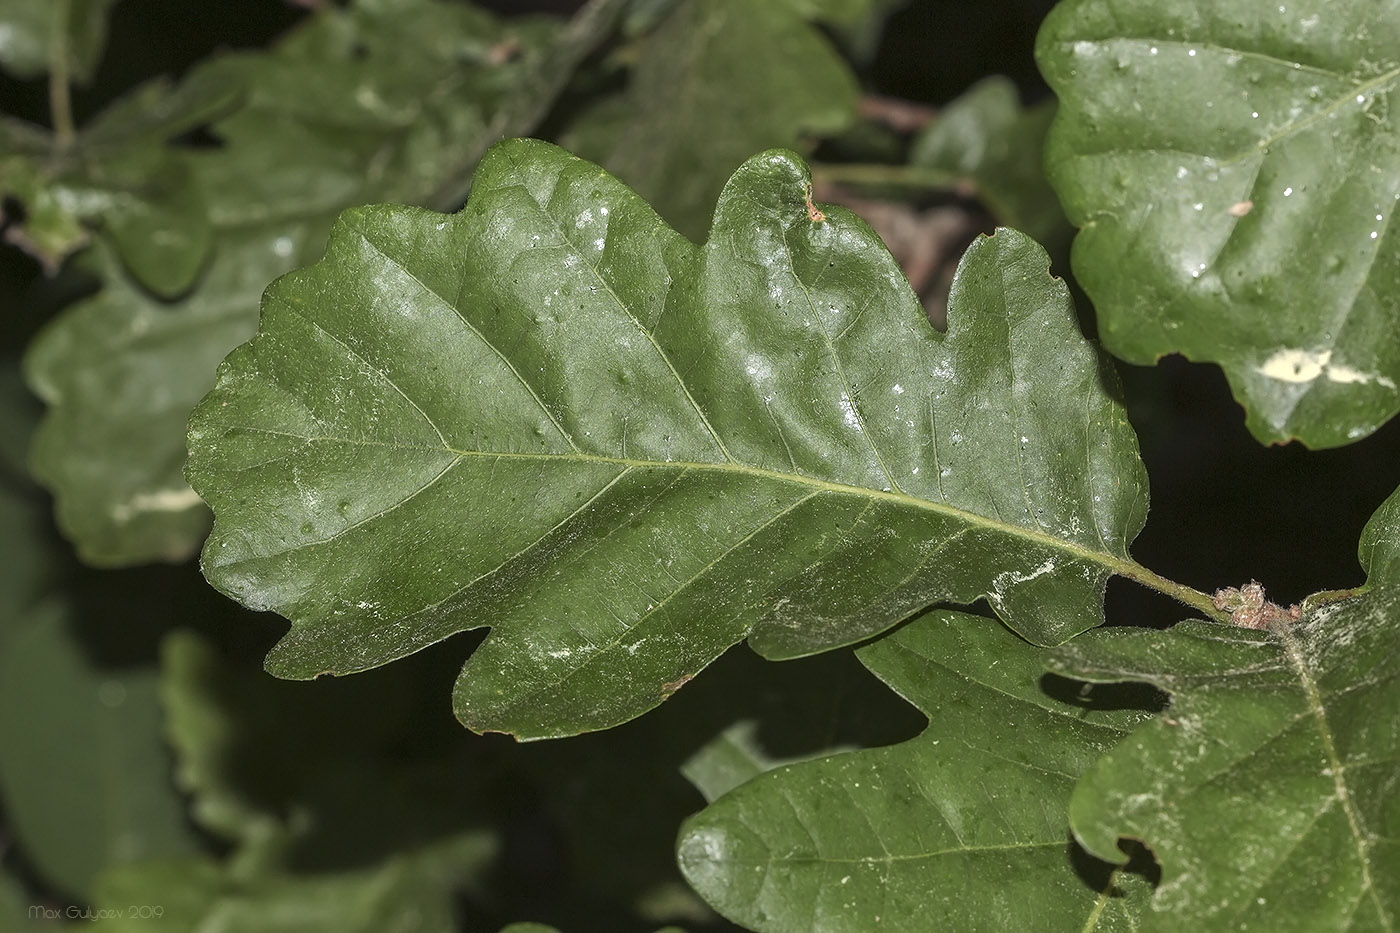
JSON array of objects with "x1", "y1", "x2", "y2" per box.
[
  {"x1": 1278, "y1": 626, "x2": 1391, "y2": 929},
  {"x1": 225, "y1": 425, "x2": 1137, "y2": 578}
]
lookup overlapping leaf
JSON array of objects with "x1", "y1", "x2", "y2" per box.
[
  {"x1": 910, "y1": 76, "x2": 1069, "y2": 251},
  {"x1": 1052, "y1": 488, "x2": 1400, "y2": 929},
  {"x1": 24, "y1": 0, "x2": 565, "y2": 565},
  {"x1": 561, "y1": 0, "x2": 858, "y2": 238},
  {"x1": 0, "y1": 370, "x2": 200, "y2": 902},
  {"x1": 0, "y1": 70, "x2": 238, "y2": 284},
  {"x1": 0, "y1": 601, "x2": 203, "y2": 899},
  {"x1": 186, "y1": 138, "x2": 1152, "y2": 738},
  {"x1": 93, "y1": 835, "x2": 495, "y2": 933},
  {"x1": 678, "y1": 610, "x2": 1152, "y2": 932},
  {"x1": 0, "y1": 0, "x2": 117, "y2": 81},
  {"x1": 1038, "y1": 0, "x2": 1400, "y2": 447}
]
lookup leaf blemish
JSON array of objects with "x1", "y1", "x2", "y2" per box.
[{"x1": 804, "y1": 184, "x2": 825, "y2": 222}]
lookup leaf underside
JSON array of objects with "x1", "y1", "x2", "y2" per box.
[
  {"x1": 1053, "y1": 487, "x2": 1400, "y2": 930},
  {"x1": 678, "y1": 610, "x2": 1151, "y2": 932},
  {"x1": 187, "y1": 138, "x2": 1149, "y2": 739},
  {"x1": 1039, "y1": 0, "x2": 1400, "y2": 447}
]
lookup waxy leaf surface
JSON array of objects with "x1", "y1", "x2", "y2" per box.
[
  {"x1": 1039, "y1": 0, "x2": 1400, "y2": 446},
  {"x1": 188, "y1": 138, "x2": 1151, "y2": 738},
  {"x1": 1053, "y1": 487, "x2": 1400, "y2": 929},
  {"x1": 678, "y1": 611, "x2": 1151, "y2": 932}
]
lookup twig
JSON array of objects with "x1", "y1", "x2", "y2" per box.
[
  {"x1": 811, "y1": 162, "x2": 967, "y2": 193},
  {"x1": 49, "y1": 0, "x2": 75, "y2": 151}
]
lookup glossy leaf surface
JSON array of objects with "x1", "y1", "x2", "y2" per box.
[
  {"x1": 1038, "y1": 0, "x2": 1400, "y2": 446},
  {"x1": 678, "y1": 611, "x2": 1151, "y2": 932},
  {"x1": 187, "y1": 138, "x2": 1150, "y2": 738},
  {"x1": 1053, "y1": 488, "x2": 1400, "y2": 929}
]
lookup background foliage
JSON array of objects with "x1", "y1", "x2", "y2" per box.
[{"x1": 2, "y1": 0, "x2": 1398, "y2": 930}]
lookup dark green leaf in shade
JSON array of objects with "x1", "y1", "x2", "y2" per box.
[
  {"x1": 677, "y1": 610, "x2": 1152, "y2": 932},
  {"x1": 1, "y1": 864, "x2": 54, "y2": 929},
  {"x1": 23, "y1": 0, "x2": 564, "y2": 566},
  {"x1": 0, "y1": 0, "x2": 117, "y2": 82},
  {"x1": 91, "y1": 835, "x2": 495, "y2": 933},
  {"x1": 0, "y1": 72, "x2": 239, "y2": 285},
  {"x1": 910, "y1": 76, "x2": 1070, "y2": 251},
  {"x1": 1051, "y1": 486, "x2": 1400, "y2": 929},
  {"x1": 0, "y1": 364, "x2": 50, "y2": 614},
  {"x1": 1038, "y1": 0, "x2": 1400, "y2": 447},
  {"x1": 158, "y1": 628, "x2": 500, "y2": 879},
  {"x1": 680, "y1": 719, "x2": 843, "y2": 805},
  {"x1": 0, "y1": 602, "x2": 202, "y2": 900},
  {"x1": 561, "y1": 0, "x2": 859, "y2": 239},
  {"x1": 187, "y1": 138, "x2": 1153, "y2": 739},
  {"x1": 496, "y1": 926, "x2": 686, "y2": 933},
  {"x1": 502, "y1": 643, "x2": 920, "y2": 925}
]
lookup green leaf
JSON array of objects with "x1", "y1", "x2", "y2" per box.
[
  {"x1": 0, "y1": 0, "x2": 117, "y2": 82},
  {"x1": 24, "y1": 0, "x2": 566, "y2": 566},
  {"x1": 910, "y1": 76, "x2": 1069, "y2": 251},
  {"x1": 1051, "y1": 487, "x2": 1400, "y2": 929},
  {"x1": 680, "y1": 719, "x2": 837, "y2": 805},
  {"x1": 0, "y1": 72, "x2": 238, "y2": 285},
  {"x1": 1038, "y1": 0, "x2": 1400, "y2": 447},
  {"x1": 159, "y1": 627, "x2": 502, "y2": 879},
  {"x1": 0, "y1": 601, "x2": 202, "y2": 899},
  {"x1": 0, "y1": 864, "x2": 54, "y2": 929},
  {"x1": 186, "y1": 138, "x2": 1152, "y2": 739},
  {"x1": 505, "y1": 643, "x2": 919, "y2": 922},
  {"x1": 562, "y1": 0, "x2": 858, "y2": 239},
  {"x1": 92, "y1": 835, "x2": 495, "y2": 933},
  {"x1": 677, "y1": 610, "x2": 1151, "y2": 932}
]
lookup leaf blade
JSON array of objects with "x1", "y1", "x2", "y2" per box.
[
  {"x1": 1053, "y1": 487, "x2": 1400, "y2": 929},
  {"x1": 187, "y1": 139, "x2": 1152, "y2": 738},
  {"x1": 677, "y1": 611, "x2": 1152, "y2": 932},
  {"x1": 1038, "y1": 0, "x2": 1400, "y2": 446}
]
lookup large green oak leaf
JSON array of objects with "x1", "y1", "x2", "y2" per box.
[
  {"x1": 186, "y1": 139, "x2": 1152, "y2": 739},
  {"x1": 1051, "y1": 486, "x2": 1400, "y2": 929},
  {"x1": 678, "y1": 610, "x2": 1152, "y2": 932},
  {"x1": 1038, "y1": 0, "x2": 1400, "y2": 447}
]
